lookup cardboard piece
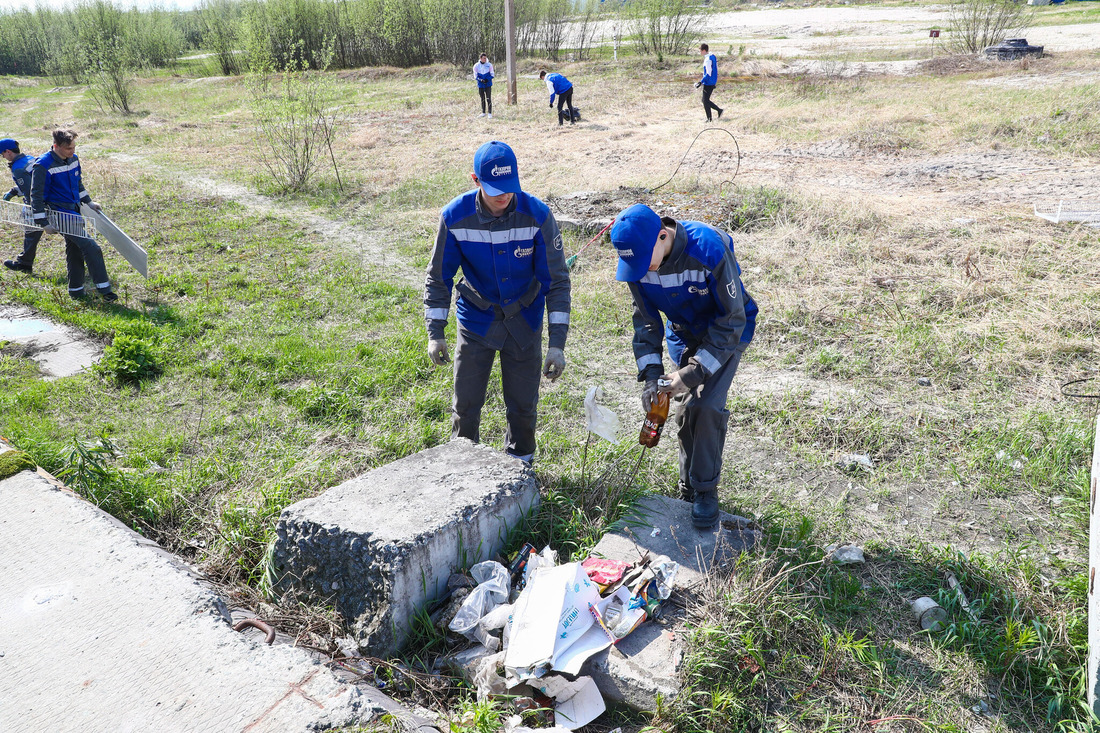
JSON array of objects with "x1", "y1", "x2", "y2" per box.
[
  {"x1": 532, "y1": 675, "x2": 607, "y2": 730},
  {"x1": 81, "y1": 204, "x2": 148, "y2": 278}
]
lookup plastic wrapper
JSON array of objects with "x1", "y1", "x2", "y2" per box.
[
  {"x1": 583, "y1": 386, "x2": 620, "y2": 443},
  {"x1": 449, "y1": 560, "x2": 511, "y2": 646}
]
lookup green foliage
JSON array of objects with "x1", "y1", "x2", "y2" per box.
[
  {"x1": 99, "y1": 332, "x2": 162, "y2": 384},
  {"x1": 0, "y1": 449, "x2": 36, "y2": 479},
  {"x1": 722, "y1": 185, "x2": 798, "y2": 232},
  {"x1": 450, "y1": 696, "x2": 503, "y2": 733},
  {"x1": 631, "y1": 0, "x2": 705, "y2": 59}
]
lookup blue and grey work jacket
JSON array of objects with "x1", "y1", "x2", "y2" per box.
[
  {"x1": 628, "y1": 219, "x2": 757, "y2": 389},
  {"x1": 425, "y1": 189, "x2": 571, "y2": 351},
  {"x1": 30, "y1": 149, "x2": 91, "y2": 223},
  {"x1": 544, "y1": 74, "x2": 572, "y2": 105},
  {"x1": 701, "y1": 54, "x2": 718, "y2": 86},
  {"x1": 474, "y1": 61, "x2": 494, "y2": 88},
  {"x1": 5, "y1": 153, "x2": 35, "y2": 202}
]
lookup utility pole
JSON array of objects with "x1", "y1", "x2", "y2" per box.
[{"x1": 505, "y1": 0, "x2": 517, "y2": 104}]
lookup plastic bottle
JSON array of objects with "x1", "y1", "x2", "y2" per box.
[{"x1": 639, "y1": 391, "x2": 670, "y2": 447}]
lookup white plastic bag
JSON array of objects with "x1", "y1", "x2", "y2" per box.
[
  {"x1": 449, "y1": 560, "x2": 511, "y2": 647},
  {"x1": 584, "y1": 386, "x2": 620, "y2": 443}
]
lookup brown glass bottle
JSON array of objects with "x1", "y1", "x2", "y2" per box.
[{"x1": 639, "y1": 392, "x2": 670, "y2": 447}]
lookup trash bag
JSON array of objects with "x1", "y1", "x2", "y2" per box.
[
  {"x1": 584, "y1": 386, "x2": 620, "y2": 443},
  {"x1": 449, "y1": 560, "x2": 511, "y2": 647}
]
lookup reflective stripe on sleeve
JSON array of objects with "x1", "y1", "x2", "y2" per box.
[
  {"x1": 696, "y1": 349, "x2": 721, "y2": 375},
  {"x1": 637, "y1": 353, "x2": 662, "y2": 370},
  {"x1": 425, "y1": 308, "x2": 450, "y2": 321},
  {"x1": 548, "y1": 311, "x2": 569, "y2": 325}
]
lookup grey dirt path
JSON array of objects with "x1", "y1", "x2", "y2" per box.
[
  {"x1": 0, "y1": 457, "x2": 437, "y2": 733},
  {"x1": 102, "y1": 152, "x2": 419, "y2": 286}
]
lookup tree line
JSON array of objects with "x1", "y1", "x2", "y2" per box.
[{"x1": 0, "y1": 0, "x2": 705, "y2": 79}]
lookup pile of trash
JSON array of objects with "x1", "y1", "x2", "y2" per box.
[{"x1": 436, "y1": 545, "x2": 680, "y2": 731}]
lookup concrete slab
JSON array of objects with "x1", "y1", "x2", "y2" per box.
[
  {"x1": 0, "y1": 305, "x2": 101, "y2": 379},
  {"x1": 271, "y1": 439, "x2": 538, "y2": 656},
  {"x1": 580, "y1": 495, "x2": 760, "y2": 709},
  {"x1": 0, "y1": 460, "x2": 437, "y2": 733}
]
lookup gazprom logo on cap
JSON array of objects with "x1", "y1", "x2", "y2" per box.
[
  {"x1": 619, "y1": 248, "x2": 634, "y2": 258},
  {"x1": 491, "y1": 164, "x2": 512, "y2": 177}
]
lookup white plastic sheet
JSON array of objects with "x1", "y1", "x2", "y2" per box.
[
  {"x1": 449, "y1": 561, "x2": 511, "y2": 649},
  {"x1": 584, "y1": 386, "x2": 620, "y2": 443}
]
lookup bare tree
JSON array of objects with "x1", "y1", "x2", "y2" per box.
[{"x1": 949, "y1": 0, "x2": 1033, "y2": 55}]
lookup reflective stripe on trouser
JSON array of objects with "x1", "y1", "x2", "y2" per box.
[
  {"x1": 676, "y1": 349, "x2": 742, "y2": 493},
  {"x1": 63, "y1": 233, "x2": 110, "y2": 291},
  {"x1": 15, "y1": 229, "x2": 43, "y2": 267},
  {"x1": 452, "y1": 326, "x2": 542, "y2": 460}
]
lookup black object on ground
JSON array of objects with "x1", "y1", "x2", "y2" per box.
[{"x1": 983, "y1": 38, "x2": 1043, "y2": 60}]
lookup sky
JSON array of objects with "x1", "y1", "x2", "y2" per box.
[{"x1": 0, "y1": 0, "x2": 199, "y2": 11}]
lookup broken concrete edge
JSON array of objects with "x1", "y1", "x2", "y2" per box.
[
  {"x1": 0, "y1": 439, "x2": 445, "y2": 733},
  {"x1": 268, "y1": 497, "x2": 541, "y2": 655}
]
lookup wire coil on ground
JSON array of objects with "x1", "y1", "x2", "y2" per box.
[{"x1": 649, "y1": 127, "x2": 741, "y2": 195}]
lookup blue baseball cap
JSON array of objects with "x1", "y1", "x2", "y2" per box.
[
  {"x1": 611, "y1": 203, "x2": 663, "y2": 282},
  {"x1": 0, "y1": 139, "x2": 17, "y2": 154},
  {"x1": 473, "y1": 140, "x2": 521, "y2": 196}
]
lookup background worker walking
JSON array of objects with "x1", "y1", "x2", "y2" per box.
[
  {"x1": 695, "y1": 43, "x2": 723, "y2": 122},
  {"x1": 474, "y1": 53, "x2": 494, "y2": 118},
  {"x1": 539, "y1": 70, "x2": 575, "y2": 126},
  {"x1": 1, "y1": 138, "x2": 42, "y2": 274},
  {"x1": 30, "y1": 129, "x2": 117, "y2": 301},
  {"x1": 424, "y1": 140, "x2": 571, "y2": 463},
  {"x1": 610, "y1": 203, "x2": 757, "y2": 529}
]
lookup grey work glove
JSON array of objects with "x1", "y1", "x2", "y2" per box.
[
  {"x1": 542, "y1": 347, "x2": 565, "y2": 381},
  {"x1": 427, "y1": 338, "x2": 450, "y2": 366},
  {"x1": 43, "y1": 224, "x2": 59, "y2": 235},
  {"x1": 87, "y1": 201, "x2": 102, "y2": 212},
  {"x1": 658, "y1": 369, "x2": 691, "y2": 397},
  {"x1": 641, "y1": 379, "x2": 660, "y2": 412},
  {"x1": 2, "y1": 191, "x2": 13, "y2": 201}
]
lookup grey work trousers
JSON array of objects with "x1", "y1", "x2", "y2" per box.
[
  {"x1": 452, "y1": 326, "x2": 542, "y2": 461},
  {"x1": 676, "y1": 349, "x2": 743, "y2": 493},
  {"x1": 63, "y1": 233, "x2": 111, "y2": 293},
  {"x1": 12, "y1": 228, "x2": 43, "y2": 268}
]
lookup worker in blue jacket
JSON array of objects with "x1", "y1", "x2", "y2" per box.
[
  {"x1": 539, "y1": 70, "x2": 575, "y2": 126},
  {"x1": 424, "y1": 140, "x2": 571, "y2": 463},
  {"x1": 694, "y1": 43, "x2": 723, "y2": 122},
  {"x1": 610, "y1": 203, "x2": 757, "y2": 529},
  {"x1": 1, "y1": 138, "x2": 43, "y2": 274},
  {"x1": 29, "y1": 129, "x2": 117, "y2": 301},
  {"x1": 474, "y1": 53, "x2": 494, "y2": 118}
]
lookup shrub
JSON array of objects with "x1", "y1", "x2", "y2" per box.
[{"x1": 99, "y1": 333, "x2": 161, "y2": 383}]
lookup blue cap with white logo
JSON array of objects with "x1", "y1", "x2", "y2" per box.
[
  {"x1": 473, "y1": 140, "x2": 521, "y2": 197},
  {"x1": 0, "y1": 138, "x2": 17, "y2": 154},
  {"x1": 611, "y1": 203, "x2": 663, "y2": 282}
]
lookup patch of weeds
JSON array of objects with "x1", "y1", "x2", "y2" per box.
[
  {"x1": 98, "y1": 330, "x2": 162, "y2": 384},
  {"x1": 721, "y1": 185, "x2": 798, "y2": 232},
  {"x1": 450, "y1": 695, "x2": 503, "y2": 733}
]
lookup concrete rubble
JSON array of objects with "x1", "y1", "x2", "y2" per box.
[
  {"x1": 270, "y1": 438, "x2": 539, "y2": 656},
  {"x1": 0, "y1": 446, "x2": 437, "y2": 733}
]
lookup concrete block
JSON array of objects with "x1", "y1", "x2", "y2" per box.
[
  {"x1": 271, "y1": 439, "x2": 538, "y2": 656},
  {"x1": 580, "y1": 495, "x2": 759, "y2": 709}
]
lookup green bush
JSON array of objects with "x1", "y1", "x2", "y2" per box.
[{"x1": 99, "y1": 333, "x2": 161, "y2": 383}]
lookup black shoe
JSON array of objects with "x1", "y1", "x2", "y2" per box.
[
  {"x1": 717, "y1": 108, "x2": 724, "y2": 119},
  {"x1": 4, "y1": 259, "x2": 31, "y2": 273},
  {"x1": 70, "y1": 290, "x2": 87, "y2": 300},
  {"x1": 98, "y1": 289, "x2": 119, "y2": 302},
  {"x1": 677, "y1": 479, "x2": 695, "y2": 502},
  {"x1": 691, "y1": 491, "x2": 719, "y2": 530}
]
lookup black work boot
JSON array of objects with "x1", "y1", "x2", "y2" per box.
[
  {"x1": 691, "y1": 490, "x2": 719, "y2": 530},
  {"x1": 4, "y1": 259, "x2": 31, "y2": 273},
  {"x1": 677, "y1": 479, "x2": 694, "y2": 502}
]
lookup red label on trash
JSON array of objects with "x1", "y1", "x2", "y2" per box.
[{"x1": 582, "y1": 557, "x2": 630, "y2": 586}]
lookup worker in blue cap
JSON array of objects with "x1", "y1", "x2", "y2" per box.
[
  {"x1": 424, "y1": 141, "x2": 572, "y2": 463},
  {"x1": 610, "y1": 203, "x2": 758, "y2": 529},
  {"x1": 1, "y1": 137, "x2": 43, "y2": 273}
]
